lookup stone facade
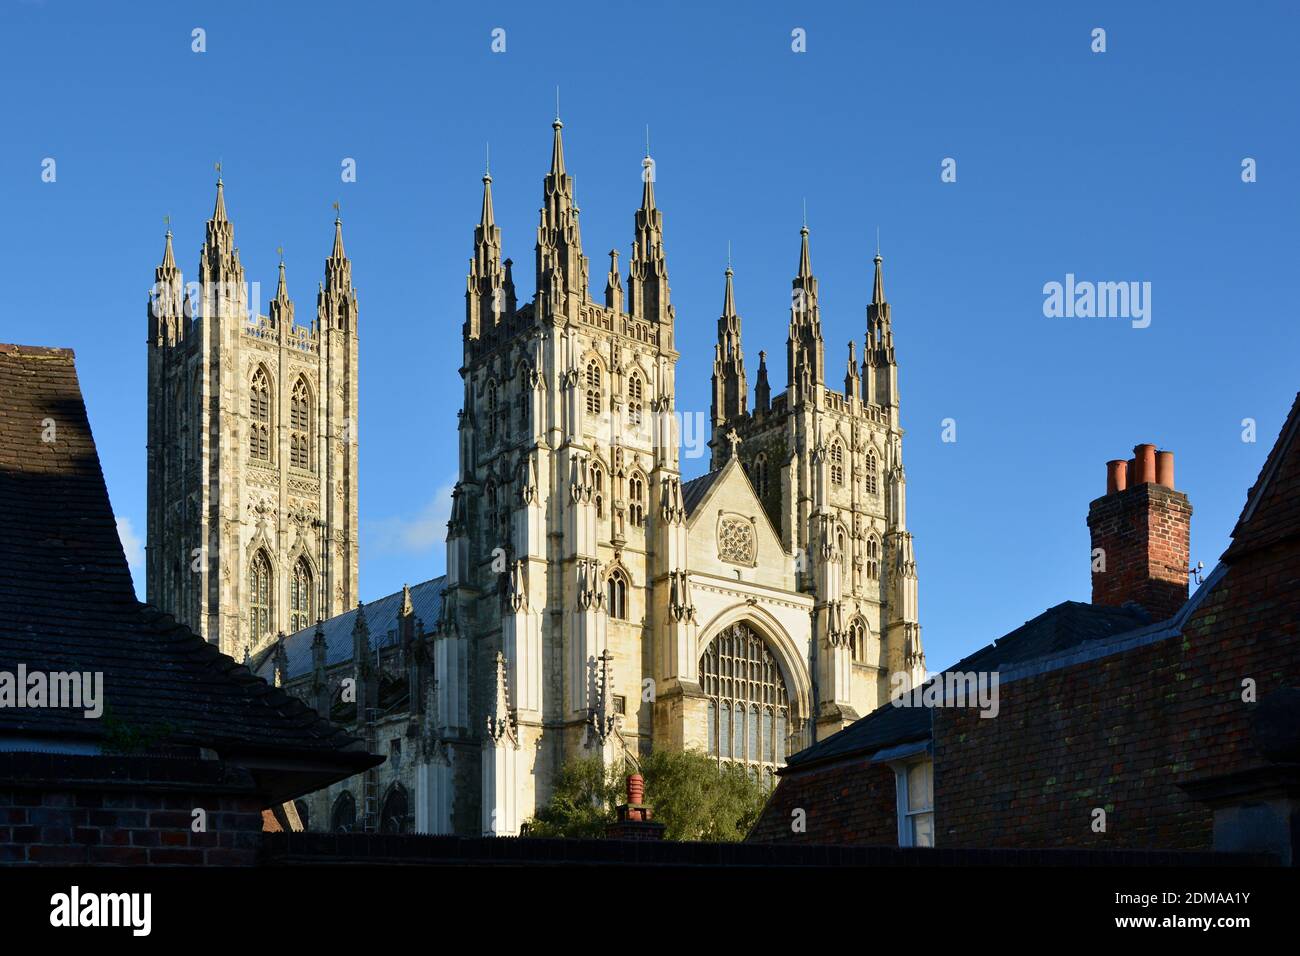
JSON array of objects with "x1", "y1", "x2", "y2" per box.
[
  {"x1": 145, "y1": 180, "x2": 359, "y2": 660},
  {"x1": 254, "y1": 119, "x2": 925, "y2": 837}
]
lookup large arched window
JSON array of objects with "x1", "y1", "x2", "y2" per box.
[
  {"x1": 629, "y1": 472, "x2": 646, "y2": 527},
  {"x1": 330, "y1": 791, "x2": 357, "y2": 833},
  {"x1": 606, "y1": 569, "x2": 628, "y2": 620},
  {"x1": 585, "y1": 361, "x2": 602, "y2": 415},
  {"x1": 865, "y1": 449, "x2": 878, "y2": 496},
  {"x1": 830, "y1": 441, "x2": 844, "y2": 485},
  {"x1": 627, "y1": 373, "x2": 644, "y2": 427},
  {"x1": 701, "y1": 622, "x2": 794, "y2": 781},
  {"x1": 290, "y1": 557, "x2": 313, "y2": 633},
  {"x1": 249, "y1": 550, "x2": 273, "y2": 641},
  {"x1": 380, "y1": 784, "x2": 411, "y2": 834},
  {"x1": 249, "y1": 367, "x2": 272, "y2": 462},
  {"x1": 289, "y1": 376, "x2": 312, "y2": 470}
]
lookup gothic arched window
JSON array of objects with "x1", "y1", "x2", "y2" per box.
[
  {"x1": 627, "y1": 373, "x2": 644, "y2": 427},
  {"x1": 380, "y1": 784, "x2": 411, "y2": 834},
  {"x1": 830, "y1": 441, "x2": 844, "y2": 485},
  {"x1": 850, "y1": 618, "x2": 868, "y2": 663},
  {"x1": 866, "y1": 534, "x2": 881, "y2": 580},
  {"x1": 753, "y1": 453, "x2": 768, "y2": 498},
  {"x1": 330, "y1": 791, "x2": 357, "y2": 833},
  {"x1": 606, "y1": 569, "x2": 628, "y2": 620},
  {"x1": 290, "y1": 376, "x2": 312, "y2": 471},
  {"x1": 585, "y1": 361, "x2": 602, "y2": 416},
  {"x1": 249, "y1": 549, "x2": 273, "y2": 641},
  {"x1": 290, "y1": 558, "x2": 313, "y2": 633},
  {"x1": 249, "y1": 367, "x2": 272, "y2": 463},
  {"x1": 865, "y1": 449, "x2": 878, "y2": 496},
  {"x1": 629, "y1": 472, "x2": 646, "y2": 527},
  {"x1": 700, "y1": 622, "x2": 794, "y2": 780},
  {"x1": 592, "y1": 464, "x2": 605, "y2": 518},
  {"x1": 485, "y1": 380, "x2": 499, "y2": 442}
]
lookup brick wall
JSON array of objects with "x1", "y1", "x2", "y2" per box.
[
  {"x1": 747, "y1": 758, "x2": 898, "y2": 845},
  {"x1": 933, "y1": 526, "x2": 1300, "y2": 850},
  {"x1": 1088, "y1": 482, "x2": 1191, "y2": 621},
  {"x1": 0, "y1": 753, "x2": 268, "y2": 865}
]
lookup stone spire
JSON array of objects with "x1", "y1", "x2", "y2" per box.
[
  {"x1": 844, "y1": 340, "x2": 860, "y2": 400},
  {"x1": 269, "y1": 256, "x2": 293, "y2": 328},
  {"x1": 311, "y1": 618, "x2": 329, "y2": 718},
  {"x1": 149, "y1": 229, "x2": 184, "y2": 343},
  {"x1": 711, "y1": 265, "x2": 748, "y2": 429},
  {"x1": 863, "y1": 252, "x2": 897, "y2": 408},
  {"x1": 201, "y1": 175, "x2": 239, "y2": 278},
  {"x1": 755, "y1": 349, "x2": 771, "y2": 413},
  {"x1": 786, "y1": 224, "x2": 825, "y2": 404},
  {"x1": 318, "y1": 211, "x2": 356, "y2": 333},
  {"x1": 535, "y1": 117, "x2": 588, "y2": 318},
  {"x1": 466, "y1": 168, "x2": 506, "y2": 340},
  {"x1": 604, "y1": 248, "x2": 623, "y2": 311},
  {"x1": 627, "y1": 152, "x2": 672, "y2": 328}
]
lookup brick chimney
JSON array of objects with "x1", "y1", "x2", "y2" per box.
[
  {"x1": 1087, "y1": 444, "x2": 1192, "y2": 621},
  {"x1": 605, "y1": 773, "x2": 666, "y2": 841}
]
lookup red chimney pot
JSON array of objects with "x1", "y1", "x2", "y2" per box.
[
  {"x1": 1156, "y1": 450, "x2": 1175, "y2": 489},
  {"x1": 1133, "y1": 444, "x2": 1157, "y2": 485},
  {"x1": 1106, "y1": 459, "x2": 1128, "y2": 494}
]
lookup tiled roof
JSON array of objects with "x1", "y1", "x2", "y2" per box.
[
  {"x1": 784, "y1": 600, "x2": 1150, "y2": 771},
  {"x1": 680, "y1": 468, "x2": 723, "y2": 517},
  {"x1": 252, "y1": 575, "x2": 446, "y2": 682},
  {"x1": 0, "y1": 344, "x2": 378, "y2": 781}
]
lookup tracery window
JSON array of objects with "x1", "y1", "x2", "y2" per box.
[
  {"x1": 485, "y1": 380, "x2": 498, "y2": 442},
  {"x1": 865, "y1": 449, "x2": 878, "y2": 496},
  {"x1": 290, "y1": 557, "x2": 313, "y2": 633},
  {"x1": 249, "y1": 550, "x2": 273, "y2": 641},
  {"x1": 629, "y1": 473, "x2": 645, "y2": 527},
  {"x1": 628, "y1": 373, "x2": 644, "y2": 427},
  {"x1": 830, "y1": 441, "x2": 844, "y2": 485},
  {"x1": 850, "y1": 618, "x2": 868, "y2": 663},
  {"x1": 290, "y1": 376, "x2": 312, "y2": 470},
  {"x1": 866, "y1": 534, "x2": 881, "y2": 580},
  {"x1": 701, "y1": 623, "x2": 793, "y2": 781},
  {"x1": 606, "y1": 569, "x2": 628, "y2": 620},
  {"x1": 718, "y1": 515, "x2": 755, "y2": 565},
  {"x1": 585, "y1": 362, "x2": 602, "y2": 416},
  {"x1": 249, "y1": 367, "x2": 272, "y2": 462},
  {"x1": 592, "y1": 465, "x2": 605, "y2": 517}
]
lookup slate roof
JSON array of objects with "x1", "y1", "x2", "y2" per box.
[
  {"x1": 252, "y1": 575, "x2": 446, "y2": 683},
  {"x1": 680, "y1": 468, "x2": 723, "y2": 517},
  {"x1": 0, "y1": 344, "x2": 378, "y2": 797},
  {"x1": 784, "y1": 600, "x2": 1151, "y2": 771}
]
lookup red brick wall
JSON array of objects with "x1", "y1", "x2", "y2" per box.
[
  {"x1": 748, "y1": 758, "x2": 899, "y2": 845},
  {"x1": 1088, "y1": 483, "x2": 1191, "y2": 622},
  {"x1": 0, "y1": 754, "x2": 268, "y2": 865},
  {"x1": 934, "y1": 529, "x2": 1300, "y2": 850}
]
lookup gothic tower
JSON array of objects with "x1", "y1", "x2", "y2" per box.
[
  {"x1": 433, "y1": 120, "x2": 681, "y2": 835},
  {"x1": 145, "y1": 177, "x2": 360, "y2": 660},
  {"x1": 708, "y1": 237, "x2": 925, "y2": 736}
]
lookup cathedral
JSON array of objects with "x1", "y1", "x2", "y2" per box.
[{"x1": 147, "y1": 118, "x2": 925, "y2": 836}]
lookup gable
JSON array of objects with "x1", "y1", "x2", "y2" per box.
[{"x1": 685, "y1": 458, "x2": 789, "y2": 584}]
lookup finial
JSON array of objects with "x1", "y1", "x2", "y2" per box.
[
  {"x1": 163, "y1": 214, "x2": 171, "y2": 236},
  {"x1": 214, "y1": 160, "x2": 222, "y2": 183},
  {"x1": 801, "y1": 197, "x2": 808, "y2": 233},
  {"x1": 277, "y1": 245, "x2": 284, "y2": 263},
  {"x1": 726, "y1": 239, "x2": 732, "y2": 274},
  {"x1": 485, "y1": 142, "x2": 491, "y2": 181},
  {"x1": 554, "y1": 86, "x2": 562, "y2": 127},
  {"x1": 332, "y1": 199, "x2": 341, "y2": 223},
  {"x1": 645, "y1": 124, "x2": 651, "y2": 158}
]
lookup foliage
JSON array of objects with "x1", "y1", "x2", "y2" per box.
[{"x1": 523, "y1": 749, "x2": 769, "y2": 842}]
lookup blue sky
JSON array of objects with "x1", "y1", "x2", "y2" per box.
[{"x1": 1, "y1": 1, "x2": 1295, "y2": 672}]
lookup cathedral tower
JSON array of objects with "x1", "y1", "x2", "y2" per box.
[{"x1": 145, "y1": 177, "x2": 359, "y2": 659}]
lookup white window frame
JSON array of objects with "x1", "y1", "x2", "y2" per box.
[{"x1": 890, "y1": 755, "x2": 935, "y2": 848}]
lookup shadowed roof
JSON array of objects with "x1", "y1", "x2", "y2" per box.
[
  {"x1": 252, "y1": 576, "x2": 446, "y2": 683},
  {"x1": 0, "y1": 343, "x2": 378, "y2": 800}
]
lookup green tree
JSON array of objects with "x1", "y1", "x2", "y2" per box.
[{"x1": 523, "y1": 749, "x2": 769, "y2": 842}]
